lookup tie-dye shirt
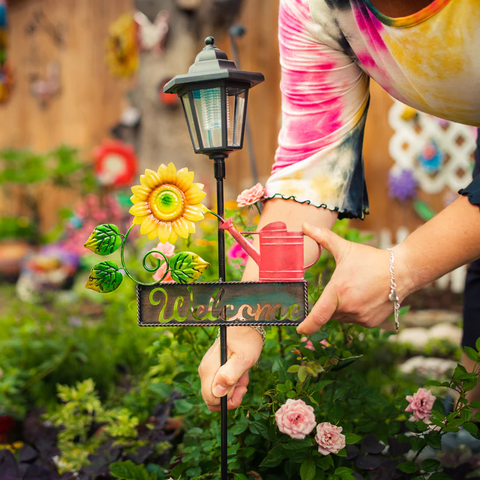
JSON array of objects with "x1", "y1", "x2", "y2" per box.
[{"x1": 265, "y1": 0, "x2": 480, "y2": 219}]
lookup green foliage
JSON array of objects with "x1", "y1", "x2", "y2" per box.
[
  {"x1": 46, "y1": 380, "x2": 139, "y2": 473},
  {"x1": 111, "y1": 461, "x2": 161, "y2": 480}
]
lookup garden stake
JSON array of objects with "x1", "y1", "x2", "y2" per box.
[{"x1": 84, "y1": 38, "x2": 319, "y2": 480}]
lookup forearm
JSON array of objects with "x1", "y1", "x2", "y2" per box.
[
  {"x1": 395, "y1": 195, "x2": 480, "y2": 296},
  {"x1": 242, "y1": 198, "x2": 338, "y2": 281}
]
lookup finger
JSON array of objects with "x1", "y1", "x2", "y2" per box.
[
  {"x1": 199, "y1": 342, "x2": 222, "y2": 410},
  {"x1": 297, "y1": 285, "x2": 338, "y2": 334},
  {"x1": 206, "y1": 373, "x2": 249, "y2": 412},
  {"x1": 302, "y1": 223, "x2": 347, "y2": 260},
  {"x1": 212, "y1": 351, "x2": 255, "y2": 398}
]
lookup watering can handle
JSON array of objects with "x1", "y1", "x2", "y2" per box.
[{"x1": 304, "y1": 243, "x2": 322, "y2": 271}]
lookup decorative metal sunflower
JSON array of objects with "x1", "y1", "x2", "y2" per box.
[{"x1": 129, "y1": 163, "x2": 207, "y2": 243}]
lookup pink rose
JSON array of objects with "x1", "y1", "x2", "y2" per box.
[
  {"x1": 405, "y1": 388, "x2": 436, "y2": 422},
  {"x1": 227, "y1": 242, "x2": 249, "y2": 266},
  {"x1": 236, "y1": 183, "x2": 265, "y2": 207},
  {"x1": 300, "y1": 336, "x2": 315, "y2": 351},
  {"x1": 320, "y1": 339, "x2": 329, "y2": 349},
  {"x1": 275, "y1": 399, "x2": 316, "y2": 440},
  {"x1": 315, "y1": 422, "x2": 346, "y2": 456}
]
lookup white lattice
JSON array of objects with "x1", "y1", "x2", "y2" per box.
[{"x1": 388, "y1": 100, "x2": 477, "y2": 194}]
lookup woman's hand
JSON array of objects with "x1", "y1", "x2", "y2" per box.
[
  {"x1": 198, "y1": 326, "x2": 263, "y2": 411},
  {"x1": 297, "y1": 223, "x2": 414, "y2": 335}
]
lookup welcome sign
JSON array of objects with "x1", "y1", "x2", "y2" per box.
[{"x1": 137, "y1": 281, "x2": 308, "y2": 327}]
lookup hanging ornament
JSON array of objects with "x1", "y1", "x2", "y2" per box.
[
  {"x1": 93, "y1": 140, "x2": 137, "y2": 187},
  {"x1": 133, "y1": 10, "x2": 169, "y2": 53},
  {"x1": 30, "y1": 61, "x2": 61, "y2": 108},
  {"x1": 417, "y1": 139, "x2": 444, "y2": 173},
  {"x1": 105, "y1": 13, "x2": 139, "y2": 78},
  {"x1": 388, "y1": 168, "x2": 418, "y2": 202}
]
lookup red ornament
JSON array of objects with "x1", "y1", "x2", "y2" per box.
[{"x1": 93, "y1": 140, "x2": 137, "y2": 187}]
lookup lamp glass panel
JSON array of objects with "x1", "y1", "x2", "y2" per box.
[
  {"x1": 181, "y1": 94, "x2": 199, "y2": 151},
  {"x1": 193, "y1": 88, "x2": 224, "y2": 149},
  {"x1": 227, "y1": 89, "x2": 246, "y2": 147}
]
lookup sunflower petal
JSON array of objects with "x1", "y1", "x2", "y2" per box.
[
  {"x1": 148, "y1": 228, "x2": 158, "y2": 241},
  {"x1": 157, "y1": 164, "x2": 167, "y2": 182},
  {"x1": 168, "y1": 230, "x2": 178, "y2": 244},
  {"x1": 140, "y1": 215, "x2": 157, "y2": 235},
  {"x1": 175, "y1": 168, "x2": 194, "y2": 191},
  {"x1": 183, "y1": 205, "x2": 204, "y2": 221},
  {"x1": 157, "y1": 223, "x2": 172, "y2": 243},
  {"x1": 131, "y1": 185, "x2": 151, "y2": 201},
  {"x1": 133, "y1": 215, "x2": 147, "y2": 225},
  {"x1": 173, "y1": 218, "x2": 189, "y2": 238},
  {"x1": 186, "y1": 220, "x2": 196, "y2": 234},
  {"x1": 185, "y1": 183, "x2": 206, "y2": 204},
  {"x1": 129, "y1": 203, "x2": 150, "y2": 216},
  {"x1": 141, "y1": 169, "x2": 161, "y2": 189},
  {"x1": 164, "y1": 162, "x2": 177, "y2": 184}
]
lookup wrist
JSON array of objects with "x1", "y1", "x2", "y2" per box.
[{"x1": 391, "y1": 242, "x2": 417, "y2": 301}]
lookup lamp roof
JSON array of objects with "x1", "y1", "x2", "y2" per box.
[{"x1": 163, "y1": 36, "x2": 264, "y2": 94}]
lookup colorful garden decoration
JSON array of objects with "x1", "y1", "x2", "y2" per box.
[
  {"x1": 133, "y1": 10, "x2": 169, "y2": 53},
  {"x1": 388, "y1": 168, "x2": 418, "y2": 202},
  {"x1": 84, "y1": 37, "x2": 314, "y2": 480},
  {"x1": 93, "y1": 139, "x2": 137, "y2": 187},
  {"x1": 105, "y1": 13, "x2": 139, "y2": 78},
  {"x1": 417, "y1": 139, "x2": 444, "y2": 173}
]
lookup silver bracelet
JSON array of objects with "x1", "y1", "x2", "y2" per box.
[
  {"x1": 215, "y1": 324, "x2": 266, "y2": 344},
  {"x1": 387, "y1": 248, "x2": 401, "y2": 332}
]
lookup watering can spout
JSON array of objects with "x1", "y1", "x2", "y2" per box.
[{"x1": 219, "y1": 217, "x2": 261, "y2": 266}]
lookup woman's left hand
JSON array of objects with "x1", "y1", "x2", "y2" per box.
[{"x1": 297, "y1": 223, "x2": 414, "y2": 335}]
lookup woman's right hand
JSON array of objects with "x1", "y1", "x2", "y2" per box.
[{"x1": 199, "y1": 326, "x2": 264, "y2": 411}]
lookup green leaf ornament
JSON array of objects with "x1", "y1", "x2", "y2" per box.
[
  {"x1": 168, "y1": 252, "x2": 210, "y2": 284},
  {"x1": 85, "y1": 261, "x2": 123, "y2": 293},
  {"x1": 84, "y1": 224, "x2": 123, "y2": 256}
]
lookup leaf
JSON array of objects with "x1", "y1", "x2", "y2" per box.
[
  {"x1": 464, "y1": 422, "x2": 479, "y2": 435},
  {"x1": 397, "y1": 462, "x2": 418, "y2": 474},
  {"x1": 476, "y1": 337, "x2": 480, "y2": 353},
  {"x1": 283, "y1": 439, "x2": 313, "y2": 451},
  {"x1": 169, "y1": 252, "x2": 209, "y2": 284},
  {"x1": 259, "y1": 445, "x2": 285, "y2": 468},
  {"x1": 331, "y1": 355, "x2": 363, "y2": 371},
  {"x1": 300, "y1": 459, "x2": 316, "y2": 480},
  {"x1": 465, "y1": 347, "x2": 479, "y2": 362},
  {"x1": 287, "y1": 365, "x2": 300, "y2": 373},
  {"x1": 85, "y1": 261, "x2": 123, "y2": 293},
  {"x1": 345, "y1": 433, "x2": 362, "y2": 445},
  {"x1": 421, "y1": 459, "x2": 440, "y2": 472},
  {"x1": 84, "y1": 224, "x2": 122, "y2": 255},
  {"x1": 298, "y1": 366, "x2": 308, "y2": 382},
  {"x1": 413, "y1": 199, "x2": 436, "y2": 221},
  {"x1": 110, "y1": 460, "x2": 151, "y2": 480},
  {"x1": 429, "y1": 474, "x2": 453, "y2": 480}
]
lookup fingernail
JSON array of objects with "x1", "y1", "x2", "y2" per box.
[{"x1": 213, "y1": 384, "x2": 228, "y2": 398}]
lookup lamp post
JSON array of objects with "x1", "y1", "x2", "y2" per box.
[{"x1": 164, "y1": 36, "x2": 264, "y2": 480}]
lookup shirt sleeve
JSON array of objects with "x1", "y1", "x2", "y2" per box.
[
  {"x1": 459, "y1": 129, "x2": 480, "y2": 207},
  {"x1": 264, "y1": 0, "x2": 370, "y2": 219}
]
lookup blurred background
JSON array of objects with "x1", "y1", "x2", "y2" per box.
[{"x1": 0, "y1": 0, "x2": 479, "y2": 477}]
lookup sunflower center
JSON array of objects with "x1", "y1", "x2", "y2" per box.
[{"x1": 150, "y1": 184, "x2": 186, "y2": 221}]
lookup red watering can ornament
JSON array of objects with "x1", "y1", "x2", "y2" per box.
[{"x1": 220, "y1": 218, "x2": 321, "y2": 282}]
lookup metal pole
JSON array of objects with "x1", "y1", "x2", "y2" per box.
[{"x1": 212, "y1": 153, "x2": 228, "y2": 480}]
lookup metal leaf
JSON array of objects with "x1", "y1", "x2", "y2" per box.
[
  {"x1": 84, "y1": 224, "x2": 122, "y2": 256},
  {"x1": 168, "y1": 252, "x2": 209, "y2": 284},
  {"x1": 85, "y1": 261, "x2": 123, "y2": 293}
]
